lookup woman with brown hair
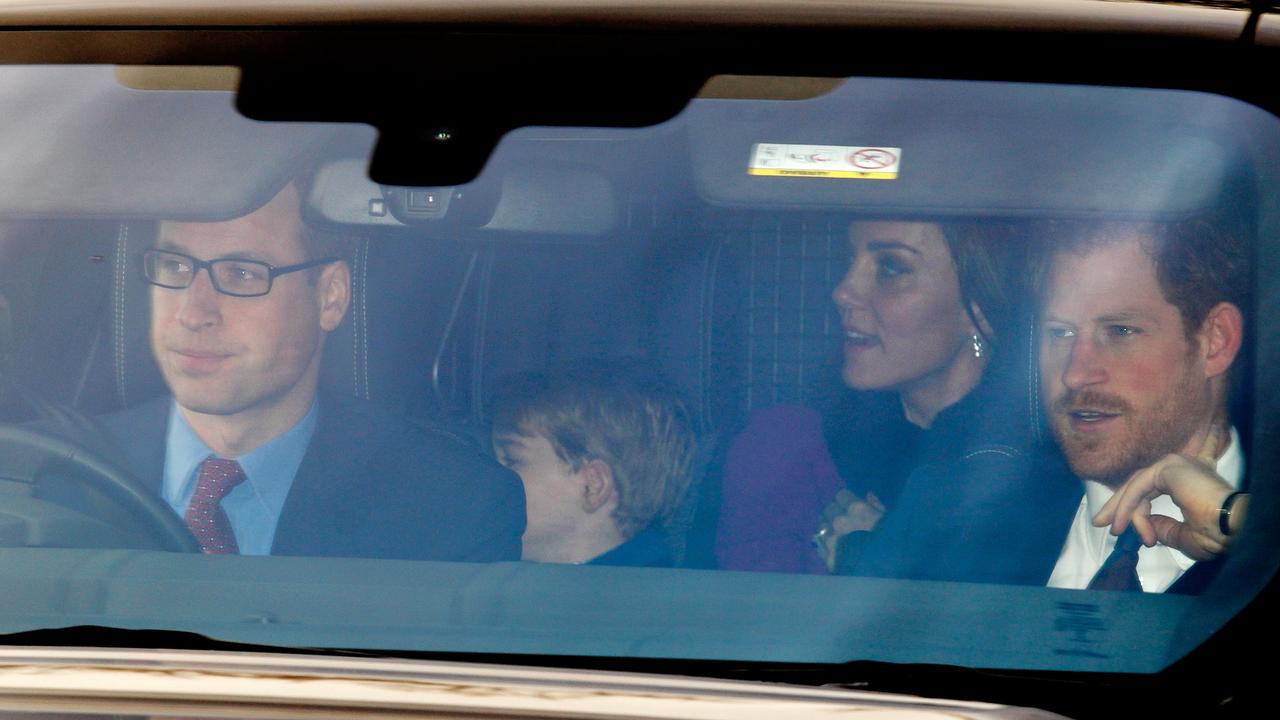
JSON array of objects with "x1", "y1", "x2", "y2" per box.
[{"x1": 716, "y1": 219, "x2": 1079, "y2": 582}]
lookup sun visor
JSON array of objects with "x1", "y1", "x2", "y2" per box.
[
  {"x1": 0, "y1": 65, "x2": 344, "y2": 220},
  {"x1": 686, "y1": 77, "x2": 1261, "y2": 219}
]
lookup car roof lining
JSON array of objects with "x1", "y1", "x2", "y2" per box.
[{"x1": 0, "y1": 66, "x2": 1268, "y2": 230}]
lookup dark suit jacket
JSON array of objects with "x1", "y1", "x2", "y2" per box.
[
  {"x1": 100, "y1": 395, "x2": 526, "y2": 562},
  {"x1": 847, "y1": 438, "x2": 1083, "y2": 586},
  {"x1": 587, "y1": 524, "x2": 674, "y2": 568},
  {"x1": 836, "y1": 367, "x2": 1226, "y2": 595},
  {"x1": 848, "y1": 439, "x2": 1225, "y2": 594}
]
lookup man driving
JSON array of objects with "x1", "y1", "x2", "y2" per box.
[{"x1": 103, "y1": 178, "x2": 525, "y2": 559}]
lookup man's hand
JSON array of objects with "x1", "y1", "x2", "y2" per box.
[
  {"x1": 814, "y1": 489, "x2": 885, "y2": 571},
  {"x1": 1092, "y1": 429, "x2": 1244, "y2": 561}
]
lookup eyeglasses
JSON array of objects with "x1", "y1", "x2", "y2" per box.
[{"x1": 142, "y1": 249, "x2": 339, "y2": 298}]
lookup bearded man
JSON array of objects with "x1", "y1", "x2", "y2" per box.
[{"x1": 1038, "y1": 220, "x2": 1248, "y2": 593}]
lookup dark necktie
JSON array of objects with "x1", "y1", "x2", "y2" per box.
[
  {"x1": 1087, "y1": 527, "x2": 1144, "y2": 592},
  {"x1": 185, "y1": 457, "x2": 247, "y2": 554}
]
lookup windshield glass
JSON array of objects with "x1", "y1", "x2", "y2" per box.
[{"x1": 0, "y1": 64, "x2": 1275, "y2": 676}]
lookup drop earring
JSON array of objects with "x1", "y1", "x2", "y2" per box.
[{"x1": 972, "y1": 333, "x2": 984, "y2": 358}]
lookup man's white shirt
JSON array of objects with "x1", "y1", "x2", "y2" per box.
[{"x1": 1047, "y1": 427, "x2": 1244, "y2": 592}]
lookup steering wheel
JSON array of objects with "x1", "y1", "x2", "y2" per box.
[{"x1": 0, "y1": 395, "x2": 200, "y2": 553}]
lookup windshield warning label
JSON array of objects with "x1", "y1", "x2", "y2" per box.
[{"x1": 749, "y1": 144, "x2": 901, "y2": 179}]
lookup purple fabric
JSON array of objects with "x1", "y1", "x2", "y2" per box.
[{"x1": 714, "y1": 405, "x2": 845, "y2": 574}]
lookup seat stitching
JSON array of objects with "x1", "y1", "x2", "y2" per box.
[
  {"x1": 959, "y1": 444, "x2": 1021, "y2": 460},
  {"x1": 350, "y1": 239, "x2": 359, "y2": 398},
  {"x1": 360, "y1": 238, "x2": 370, "y2": 399},
  {"x1": 114, "y1": 224, "x2": 129, "y2": 409}
]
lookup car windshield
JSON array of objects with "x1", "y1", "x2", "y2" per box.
[{"x1": 0, "y1": 62, "x2": 1276, "y2": 681}]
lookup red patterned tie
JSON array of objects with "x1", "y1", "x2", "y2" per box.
[{"x1": 184, "y1": 457, "x2": 247, "y2": 554}]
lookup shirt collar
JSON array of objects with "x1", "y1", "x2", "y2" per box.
[
  {"x1": 162, "y1": 398, "x2": 319, "y2": 513},
  {"x1": 1081, "y1": 426, "x2": 1244, "y2": 566}
]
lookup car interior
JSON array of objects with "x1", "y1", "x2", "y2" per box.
[{"x1": 0, "y1": 59, "x2": 1277, "y2": 691}]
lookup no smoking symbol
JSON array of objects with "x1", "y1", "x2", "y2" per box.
[{"x1": 850, "y1": 148, "x2": 897, "y2": 170}]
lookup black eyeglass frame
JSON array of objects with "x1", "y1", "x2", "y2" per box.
[{"x1": 142, "y1": 249, "x2": 340, "y2": 298}]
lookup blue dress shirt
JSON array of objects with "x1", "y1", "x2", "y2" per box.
[{"x1": 162, "y1": 399, "x2": 318, "y2": 555}]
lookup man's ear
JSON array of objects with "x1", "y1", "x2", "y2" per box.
[
  {"x1": 1199, "y1": 301, "x2": 1244, "y2": 379},
  {"x1": 579, "y1": 459, "x2": 616, "y2": 514},
  {"x1": 317, "y1": 260, "x2": 351, "y2": 332}
]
